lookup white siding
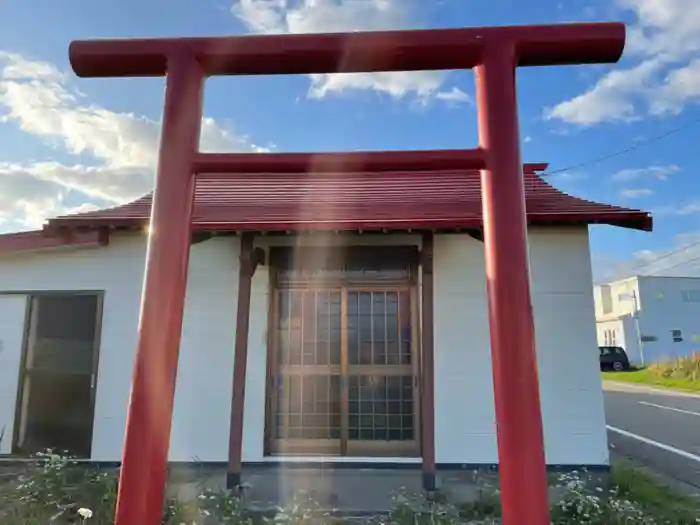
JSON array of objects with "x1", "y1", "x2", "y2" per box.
[
  {"x1": 0, "y1": 295, "x2": 28, "y2": 453},
  {"x1": 528, "y1": 228, "x2": 608, "y2": 466},
  {"x1": 434, "y1": 227, "x2": 608, "y2": 466},
  {"x1": 0, "y1": 228, "x2": 607, "y2": 466},
  {"x1": 635, "y1": 277, "x2": 700, "y2": 362},
  {"x1": 0, "y1": 235, "x2": 240, "y2": 461}
]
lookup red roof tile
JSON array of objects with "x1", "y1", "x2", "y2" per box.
[{"x1": 48, "y1": 168, "x2": 652, "y2": 232}]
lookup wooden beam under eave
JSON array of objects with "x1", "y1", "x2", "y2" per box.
[
  {"x1": 226, "y1": 233, "x2": 258, "y2": 489},
  {"x1": 420, "y1": 232, "x2": 437, "y2": 491}
]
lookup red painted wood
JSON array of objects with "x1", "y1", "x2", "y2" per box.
[
  {"x1": 68, "y1": 23, "x2": 624, "y2": 78},
  {"x1": 113, "y1": 54, "x2": 204, "y2": 525},
  {"x1": 476, "y1": 44, "x2": 550, "y2": 525},
  {"x1": 193, "y1": 149, "x2": 486, "y2": 173},
  {"x1": 63, "y1": 21, "x2": 636, "y2": 525},
  {"x1": 227, "y1": 234, "x2": 255, "y2": 484},
  {"x1": 0, "y1": 229, "x2": 105, "y2": 253},
  {"x1": 420, "y1": 233, "x2": 436, "y2": 488}
]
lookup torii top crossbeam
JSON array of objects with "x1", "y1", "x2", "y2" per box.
[
  {"x1": 66, "y1": 22, "x2": 628, "y2": 525},
  {"x1": 69, "y1": 23, "x2": 625, "y2": 77}
]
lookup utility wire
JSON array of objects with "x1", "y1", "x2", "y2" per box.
[
  {"x1": 540, "y1": 115, "x2": 700, "y2": 177},
  {"x1": 541, "y1": 116, "x2": 700, "y2": 281},
  {"x1": 594, "y1": 239, "x2": 700, "y2": 284},
  {"x1": 648, "y1": 253, "x2": 700, "y2": 276},
  {"x1": 625, "y1": 239, "x2": 700, "y2": 275}
]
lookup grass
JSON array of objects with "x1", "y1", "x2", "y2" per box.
[
  {"x1": 611, "y1": 460, "x2": 700, "y2": 524},
  {"x1": 3, "y1": 453, "x2": 700, "y2": 524},
  {"x1": 602, "y1": 352, "x2": 700, "y2": 393}
]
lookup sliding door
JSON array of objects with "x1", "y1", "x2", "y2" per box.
[
  {"x1": 266, "y1": 246, "x2": 419, "y2": 457},
  {"x1": 346, "y1": 289, "x2": 417, "y2": 456},
  {"x1": 15, "y1": 293, "x2": 102, "y2": 457}
]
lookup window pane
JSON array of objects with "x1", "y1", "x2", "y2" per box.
[
  {"x1": 348, "y1": 375, "x2": 414, "y2": 441},
  {"x1": 30, "y1": 295, "x2": 98, "y2": 374},
  {"x1": 277, "y1": 375, "x2": 340, "y2": 440},
  {"x1": 19, "y1": 373, "x2": 93, "y2": 457}
]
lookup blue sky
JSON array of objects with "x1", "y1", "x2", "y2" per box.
[{"x1": 1, "y1": 0, "x2": 699, "y2": 280}]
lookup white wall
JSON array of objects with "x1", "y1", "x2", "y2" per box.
[
  {"x1": 434, "y1": 227, "x2": 608, "y2": 466},
  {"x1": 0, "y1": 228, "x2": 607, "y2": 466},
  {"x1": 0, "y1": 235, "x2": 241, "y2": 461},
  {"x1": 594, "y1": 278, "x2": 639, "y2": 319},
  {"x1": 596, "y1": 319, "x2": 624, "y2": 348},
  {"x1": 0, "y1": 295, "x2": 28, "y2": 453},
  {"x1": 636, "y1": 277, "x2": 700, "y2": 362}
]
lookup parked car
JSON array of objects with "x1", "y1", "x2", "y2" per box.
[{"x1": 599, "y1": 346, "x2": 630, "y2": 371}]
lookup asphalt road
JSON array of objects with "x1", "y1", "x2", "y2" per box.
[{"x1": 603, "y1": 380, "x2": 700, "y2": 489}]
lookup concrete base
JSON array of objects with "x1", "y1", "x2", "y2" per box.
[
  {"x1": 171, "y1": 466, "x2": 424, "y2": 512},
  {"x1": 167, "y1": 464, "x2": 611, "y2": 512}
]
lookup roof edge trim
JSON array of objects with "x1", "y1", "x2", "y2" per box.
[{"x1": 0, "y1": 229, "x2": 109, "y2": 255}]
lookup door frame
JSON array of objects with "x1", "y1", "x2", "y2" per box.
[
  {"x1": 10, "y1": 290, "x2": 105, "y2": 457},
  {"x1": 263, "y1": 246, "x2": 421, "y2": 457}
]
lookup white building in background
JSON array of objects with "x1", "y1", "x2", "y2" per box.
[{"x1": 594, "y1": 276, "x2": 700, "y2": 366}]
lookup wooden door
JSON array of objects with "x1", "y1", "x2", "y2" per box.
[
  {"x1": 345, "y1": 288, "x2": 418, "y2": 456},
  {"x1": 269, "y1": 288, "x2": 343, "y2": 455},
  {"x1": 268, "y1": 285, "x2": 418, "y2": 457}
]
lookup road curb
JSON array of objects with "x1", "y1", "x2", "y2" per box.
[{"x1": 603, "y1": 380, "x2": 700, "y2": 399}]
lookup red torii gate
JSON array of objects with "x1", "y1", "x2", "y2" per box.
[{"x1": 68, "y1": 23, "x2": 625, "y2": 525}]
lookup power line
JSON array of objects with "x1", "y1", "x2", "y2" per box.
[
  {"x1": 541, "y1": 115, "x2": 700, "y2": 177},
  {"x1": 648, "y1": 254, "x2": 700, "y2": 276},
  {"x1": 543, "y1": 116, "x2": 700, "y2": 281},
  {"x1": 628, "y1": 239, "x2": 700, "y2": 274},
  {"x1": 594, "y1": 239, "x2": 700, "y2": 284}
]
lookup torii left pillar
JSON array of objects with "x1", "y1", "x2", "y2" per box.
[
  {"x1": 113, "y1": 53, "x2": 205, "y2": 525},
  {"x1": 68, "y1": 22, "x2": 626, "y2": 525}
]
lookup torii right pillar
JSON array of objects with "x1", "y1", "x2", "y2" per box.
[
  {"x1": 476, "y1": 43, "x2": 550, "y2": 524},
  {"x1": 472, "y1": 26, "x2": 623, "y2": 523}
]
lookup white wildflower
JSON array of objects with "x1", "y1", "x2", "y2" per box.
[{"x1": 77, "y1": 507, "x2": 93, "y2": 519}]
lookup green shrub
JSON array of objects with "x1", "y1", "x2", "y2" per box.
[{"x1": 648, "y1": 352, "x2": 700, "y2": 383}]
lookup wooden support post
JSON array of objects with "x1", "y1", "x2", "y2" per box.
[
  {"x1": 420, "y1": 232, "x2": 436, "y2": 491},
  {"x1": 227, "y1": 234, "x2": 263, "y2": 488}
]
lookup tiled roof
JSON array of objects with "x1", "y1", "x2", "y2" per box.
[{"x1": 48, "y1": 168, "x2": 652, "y2": 232}]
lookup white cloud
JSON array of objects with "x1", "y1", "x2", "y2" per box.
[
  {"x1": 676, "y1": 202, "x2": 700, "y2": 215},
  {"x1": 611, "y1": 164, "x2": 680, "y2": 182},
  {"x1": 231, "y1": 0, "x2": 468, "y2": 104},
  {"x1": 651, "y1": 58, "x2": 700, "y2": 115},
  {"x1": 594, "y1": 231, "x2": 700, "y2": 281},
  {"x1": 546, "y1": 0, "x2": 700, "y2": 125},
  {"x1": 544, "y1": 59, "x2": 660, "y2": 125},
  {"x1": 435, "y1": 87, "x2": 473, "y2": 105},
  {"x1": 655, "y1": 200, "x2": 700, "y2": 216},
  {"x1": 0, "y1": 51, "x2": 265, "y2": 232},
  {"x1": 620, "y1": 188, "x2": 653, "y2": 198}
]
